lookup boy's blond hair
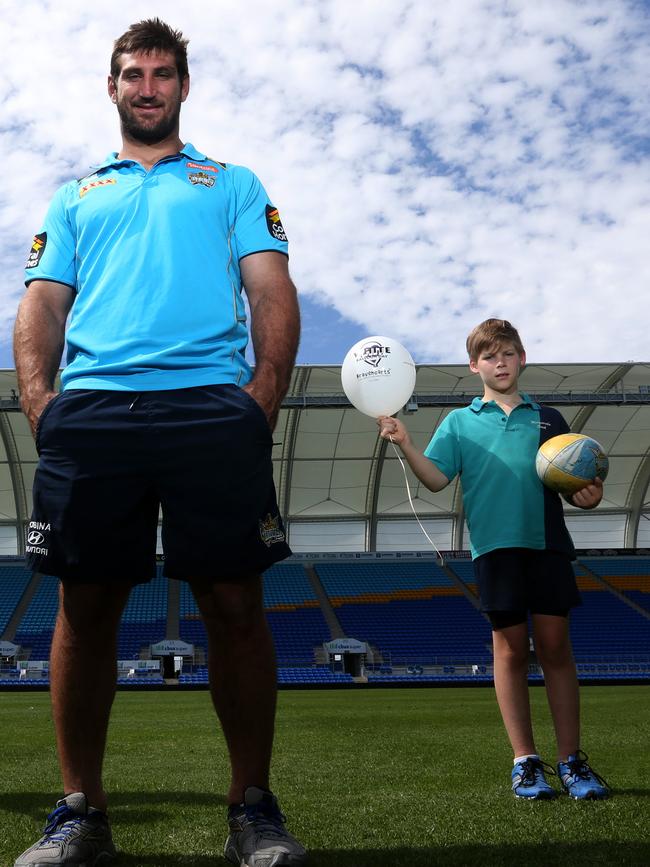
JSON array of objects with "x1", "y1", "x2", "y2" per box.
[{"x1": 466, "y1": 318, "x2": 525, "y2": 361}]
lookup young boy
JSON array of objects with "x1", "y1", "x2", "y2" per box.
[{"x1": 378, "y1": 318, "x2": 610, "y2": 800}]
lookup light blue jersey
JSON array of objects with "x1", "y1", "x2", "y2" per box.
[
  {"x1": 24, "y1": 143, "x2": 289, "y2": 391},
  {"x1": 424, "y1": 395, "x2": 574, "y2": 559}
]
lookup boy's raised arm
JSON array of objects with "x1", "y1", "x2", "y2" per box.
[{"x1": 378, "y1": 416, "x2": 450, "y2": 493}]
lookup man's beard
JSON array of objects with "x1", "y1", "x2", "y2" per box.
[{"x1": 117, "y1": 98, "x2": 182, "y2": 145}]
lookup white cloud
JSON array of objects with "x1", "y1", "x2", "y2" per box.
[{"x1": 1, "y1": 0, "x2": 649, "y2": 364}]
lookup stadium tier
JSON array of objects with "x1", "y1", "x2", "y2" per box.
[
  {"x1": 2, "y1": 557, "x2": 649, "y2": 686},
  {"x1": 314, "y1": 561, "x2": 493, "y2": 667},
  {"x1": 315, "y1": 560, "x2": 459, "y2": 604},
  {"x1": 13, "y1": 574, "x2": 59, "y2": 660},
  {"x1": 262, "y1": 562, "x2": 320, "y2": 609},
  {"x1": 0, "y1": 565, "x2": 32, "y2": 634},
  {"x1": 570, "y1": 563, "x2": 650, "y2": 662},
  {"x1": 118, "y1": 568, "x2": 168, "y2": 658},
  {"x1": 579, "y1": 557, "x2": 650, "y2": 613},
  {"x1": 179, "y1": 563, "x2": 330, "y2": 665},
  {"x1": 446, "y1": 558, "x2": 479, "y2": 596}
]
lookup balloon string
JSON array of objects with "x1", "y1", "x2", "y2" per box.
[{"x1": 389, "y1": 435, "x2": 445, "y2": 567}]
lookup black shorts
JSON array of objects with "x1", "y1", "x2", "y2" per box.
[
  {"x1": 473, "y1": 547, "x2": 581, "y2": 629},
  {"x1": 27, "y1": 384, "x2": 292, "y2": 583}
]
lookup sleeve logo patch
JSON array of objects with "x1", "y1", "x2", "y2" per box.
[
  {"x1": 265, "y1": 204, "x2": 288, "y2": 242},
  {"x1": 26, "y1": 232, "x2": 47, "y2": 269},
  {"x1": 79, "y1": 177, "x2": 117, "y2": 198}
]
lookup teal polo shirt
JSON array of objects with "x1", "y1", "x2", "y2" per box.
[
  {"x1": 24, "y1": 143, "x2": 289, "y2": 391},
  {"x1": 424, "y1": 394, "x2": 574, "y2": 559}
]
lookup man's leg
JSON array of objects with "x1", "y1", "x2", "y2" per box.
[
  {"x1": 532, "y1": 613, "x2": 580, "y2": 760},
  {"x1": 190, "y1": 576, "x2": 276, "y2": 804},
  {"x1": 492, "y1": 622, "x2": 536, "y2": 757},
  {"x1": 50, "y1": 580, "x2": 133, "y2": 811}
]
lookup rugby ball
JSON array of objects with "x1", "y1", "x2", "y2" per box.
[{"x1": 535, "y1": 433, "x2": 609, "y2": 496}]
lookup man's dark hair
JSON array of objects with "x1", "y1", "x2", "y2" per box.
[{"x1": 111, "y1": 18, "x2": 189, "y2": 81}]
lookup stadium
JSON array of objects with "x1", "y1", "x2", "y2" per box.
[{"x1": 1, "y1": 363, "x2": 649, "y2": 865}]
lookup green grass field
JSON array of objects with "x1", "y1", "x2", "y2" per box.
[{"x1": 0, "y1": 685, "x2": 648, "y2": 866}]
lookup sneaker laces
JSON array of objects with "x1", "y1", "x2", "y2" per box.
[
  {"x1": 242, "y1": 802, "x2": 288, "y2": 840},
  {"x1": 42, "y1": 802, "x2": 104, "y2": 844},
  {"x1": 564, "y1": 750, "x2": 609, "y2": 787},
  {"x1": 43, "y1": 804, "x2": 80, "y2": 835},
  {"x1": 519, "y1": 757, "x2": 556, "y2": 785}
]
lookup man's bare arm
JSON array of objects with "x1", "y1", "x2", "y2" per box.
[
  {"x1": 241, "y1": 252, "x2": 300, "y2": 431},
  {"x1": 14, "y1": 280, "x2": 74, "y2": 435}
]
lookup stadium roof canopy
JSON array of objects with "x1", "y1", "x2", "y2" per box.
[{"x1": 2, "y1": 362, "x2": 650, "y2": 558}]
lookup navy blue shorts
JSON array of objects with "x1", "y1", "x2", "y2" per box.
[
  {"x1": 27, "y1": 384, "x2": 292, "y2": 583},
  {"x1": 473, "y1": 547, "x2": 581, "y2": 629}
]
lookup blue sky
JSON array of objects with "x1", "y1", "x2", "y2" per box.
[{"x1": 1, "y1": 0, "x2": 649, "y2": 369}]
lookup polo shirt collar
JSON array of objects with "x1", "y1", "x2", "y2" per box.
[
  {"x1": 91, "y1": 141, "x2": 206, "y2": 171},
  {"x1": 470, "y1": 392, "x2": 540, "y2": 413}
]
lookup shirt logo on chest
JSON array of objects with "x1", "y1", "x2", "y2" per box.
[{"x1": 188, "y1": 171, "x2": 215, "y2": 188}]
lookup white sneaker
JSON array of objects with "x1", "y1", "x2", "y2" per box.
[
  {"x1": 14, "y1": 793, "x2": 116, "y2": 866},
  {"x1": 224, "y1": 786, "x2": 307, "y2": 866}
]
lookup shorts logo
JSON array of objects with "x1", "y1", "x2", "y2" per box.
[
  {"x1": 188, "y1": 171, "x2": 215, "y2": 188},
  {"x1": 26, "y1": 521, "x2": 51, "y2": 556},
  {"x1": 79, "y1": 178, "x2": 117, "y2": 198},
  {"x1": 26, "y1": 232, "x2": 47, "y2": 269},
  {"x1": 259, "y1": 513, "x2": 285, "y2": 547},
  {"x1": 186, "y1": 161, "x2": 219, "y2": 173},
  {"x1": 265, "y1": 205, "x2": 288, "y2": 242}
]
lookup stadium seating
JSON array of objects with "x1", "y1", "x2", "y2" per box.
[
  {"x1": 263, "y1": 562, "x2": 320, "y2": 609},
  {"x1": 13, "y1": 574, "x2": 59, "y2": 659},
  {"x1": 0, "y1": 564, "x2": 32, "y2": 635},
  {"x1": 2, "y1": 556, "x2": 649, "y2": 688},
  {"x1": 446, "y1": 558, "x2": 479, "y2": 596},
  {"x1": 117, "y1": 569, "x2": 167, "y2": 658},
  {"x1": 315, "y1": 561, "x2": 492, "y2": 666},
  {"x1": 579, "y1": 557, "x2": 650, "y2": 612},
  {"x1": 569, "y1": 564, "x2": 650, "y2": 662},
  {"x1": 179, "y1": 563, "x2": 330, "y2": 666}
]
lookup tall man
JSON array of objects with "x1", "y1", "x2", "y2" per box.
[{"x1": 14, "y1": 18, "x2": 306, "y2": 867}]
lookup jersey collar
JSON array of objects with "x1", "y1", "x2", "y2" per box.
[
  {"x1": 91, "y1": 141, "x2": 207, "y2": 171},
  {"x1": 470, "y1": 392, "x2": 540, "y2": 413}
]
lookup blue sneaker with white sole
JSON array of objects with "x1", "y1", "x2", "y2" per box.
[
  {"x1": 512, "y1": 757, "x2": 557, "y2": 799},
  {"x1": 557, "y1": 751, "x2": 610, "y2": 800}
]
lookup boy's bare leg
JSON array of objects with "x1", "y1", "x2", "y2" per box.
[
  {"x1": 50, "y1": 580, "x2": 133, "y2": 812},
  {"x1": 492, "y1": 622, "x2": 537, "y2": 757},
  {"x1": 191, "y1": 576, "x2": 277, "y2": 805},
  {"x1": 532, "y1": 613, "x2": 580, "y2": 760}
]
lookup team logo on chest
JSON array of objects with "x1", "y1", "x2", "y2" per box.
[{"x1": 188, "y1": 171, "x2": 215, "y2": 188}]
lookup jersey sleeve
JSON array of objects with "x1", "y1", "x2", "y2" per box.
[
  {"x1": 423, "y1": 412, "x2": 461, "y2": 481},
  {"x1": 538, "y1": 405, "x2": 571, "y2": 443},
  {"x1": 231, "y1": 166, "x2": 289, "y2": 259},
  {"x1": 24, "y1": 184, "x2": 77, "y2": 289}
]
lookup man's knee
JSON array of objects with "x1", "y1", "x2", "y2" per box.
[{"x1": 192, "y1": 577, "x2": 265, "y2": 630}]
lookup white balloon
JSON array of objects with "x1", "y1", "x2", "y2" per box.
[{"x1": 341, "y1": 336, "x2": 416, "y2": 418}]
